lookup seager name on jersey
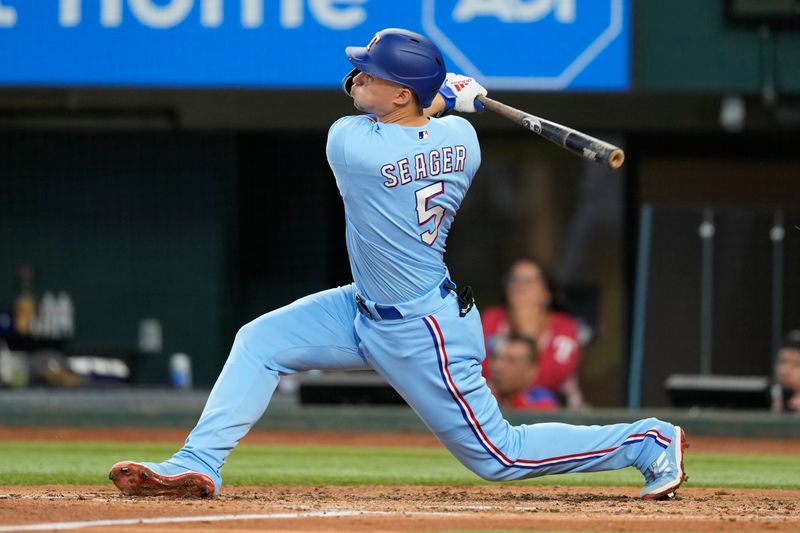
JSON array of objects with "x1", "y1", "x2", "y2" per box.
[{"x1": 380, "y1": 145, "x2": 467, "y2": 188}]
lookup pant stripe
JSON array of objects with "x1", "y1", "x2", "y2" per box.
[
  {"x1": 423, "y1": 315, "x2": 514, "y2": 467},
  {"x1": 422, "y1": 315, "x2": 670, "y2": 471}
]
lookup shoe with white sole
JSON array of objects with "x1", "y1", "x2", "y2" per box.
[
  {"x1": 109, "y1": 460, "x2": 217, "y2": 499},
  {"x1": 640, "y1": 426, "x2": 688, "y2": 500}
]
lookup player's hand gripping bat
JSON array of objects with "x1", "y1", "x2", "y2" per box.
[{"x1": 476, "y1": 95, "x2": 625, "y2": 170}]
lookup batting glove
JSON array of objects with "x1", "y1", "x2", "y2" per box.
[{"x1": 438, "y1": 73, "x2": 487, "y2": 113}]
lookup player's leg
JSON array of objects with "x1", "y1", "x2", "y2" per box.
[
  {"x1": 110, "y1": 284, "x2": 366, "y2": 497},
  {"x1": 359, "y1": 299, "x2": 684, "y2": 498}
]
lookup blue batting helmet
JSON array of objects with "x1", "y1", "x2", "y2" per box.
[{"x1": 344, "y1": 28, "x2": 446, "y2": 108}]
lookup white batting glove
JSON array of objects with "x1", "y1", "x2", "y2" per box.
[{"x1": 438, "y1": 73, "x2": 487, "y2": 113}]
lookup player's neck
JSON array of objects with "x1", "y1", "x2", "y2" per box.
[{"x1": 378, "y1": 106, "x2": 429, "y2": 127}]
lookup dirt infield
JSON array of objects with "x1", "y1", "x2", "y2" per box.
[
  {"x1": 1, "y1": 485, "x2": 798, "y2": 532},
  {"x1": 1, "y1": 428, "x2": 799, "y2": 532}
]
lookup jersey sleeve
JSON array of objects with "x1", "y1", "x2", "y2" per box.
[
  {"x1": 326, "y1": 116, "x2": 352, "y2": 172},
  {"x1": 326, "y1": 115, "x2": 378, "y2": 190}
]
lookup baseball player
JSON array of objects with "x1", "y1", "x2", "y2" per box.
[{"x1": 109, "y1": 28, "x2": 687, "y2": 501}]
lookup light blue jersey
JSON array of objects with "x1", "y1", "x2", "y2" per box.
[
  {"x1": 131, "y1": 113, "x2": 683, "y2": 502},
  {"x1": 327, "y1": 114, "x2": 480, "y2": 304}
]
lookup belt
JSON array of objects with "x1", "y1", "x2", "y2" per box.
[
  {"x1": 355, "y1": 277, "x2": 474, "y2": 321},
  {"x1": 355, "y1": 294, "x2": 403, "y2": 321}
]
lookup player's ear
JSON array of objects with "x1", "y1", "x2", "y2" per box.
[{"x1": 393, "y1": 87, "x2": 414, "y2": 106}]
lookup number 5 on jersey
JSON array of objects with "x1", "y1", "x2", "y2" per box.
[{"x1": 416, "y1": 181, "x2": 445, "y2": 246}]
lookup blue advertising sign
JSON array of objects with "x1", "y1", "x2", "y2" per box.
[{"x1": 0, "y1": 0, "x2": 629, "y2": 90}]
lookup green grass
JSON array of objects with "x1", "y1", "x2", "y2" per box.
[{"x1": 0, "y1": 441, "x2": 798, "y2": 490}]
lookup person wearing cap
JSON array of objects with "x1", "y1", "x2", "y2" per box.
[{"x1": 108, "y1": 28, "x2": 687, "y2": 502}]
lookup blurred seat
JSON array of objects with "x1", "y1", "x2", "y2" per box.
[{"x1": 664, "y1": 374, "x2": 771, "y2": 409}]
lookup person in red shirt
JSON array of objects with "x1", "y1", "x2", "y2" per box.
[
  {"x1": 482, "y1": 258, "x2": 586, "y2": 409},
  {"x1": 488, "y1": 334, "x2": 559, "y2": 411}
]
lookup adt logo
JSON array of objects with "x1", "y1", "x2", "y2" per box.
[{"x1": 422, "y1": 0, "x2": 627, "y2": 90}]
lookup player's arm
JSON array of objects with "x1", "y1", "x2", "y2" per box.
[{"x1": 425, "y1": 73, "x2": 487, "y2": 117}]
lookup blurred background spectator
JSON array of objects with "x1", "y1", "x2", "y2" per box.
[
  {"x1": 482, "y1": 258, "x2": 585, "y2": 409},
  {"x1": 487, "y1": 334, "x2": 558, "y2": 411},
  {"x1": 771, "y1": 330, "x2": 800, "y2": 413}
]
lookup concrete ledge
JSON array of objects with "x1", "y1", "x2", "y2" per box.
[{"x1": 1, "y1": 388, "x2": 798, "y2": 439}]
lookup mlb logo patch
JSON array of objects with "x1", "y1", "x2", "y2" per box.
[{"x1": 418, "y1": 130, "x2": 430, "y2": 140}]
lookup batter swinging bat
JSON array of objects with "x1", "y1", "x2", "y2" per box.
[{"x1": 476, "y1": 95, "x2": 625, "y2": 170}]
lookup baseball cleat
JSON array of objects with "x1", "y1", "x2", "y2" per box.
[
  {"x1": 109, "y1": 461, "x2": 216, "y2": 499},
  {"x1": 640, "y1": 426, "x2": 688, "y2": 500}
]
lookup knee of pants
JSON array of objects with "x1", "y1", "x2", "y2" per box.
[
  {"x1": 231, "y1": 321, "x2": 281, "y2": 373},
  {"x1": 448, "y1": 446, "x2": 516, "y2": 482},
  {"x1": 465, "y1": 458, "x2": 521, "y2": 482}
]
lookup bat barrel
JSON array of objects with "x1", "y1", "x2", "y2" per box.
[
  {"x1": 542, "y1": 121, "x2": 625, "y2": 170},
  {"x1": 477, "y1": 95, "x2": 625, "y2": 170}
]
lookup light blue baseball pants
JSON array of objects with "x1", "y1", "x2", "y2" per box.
[{"x1": 170, "y1": 279, "x2": 675, "y2": 490}]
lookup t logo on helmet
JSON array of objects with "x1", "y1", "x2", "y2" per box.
[{"x1": 366, "y1": 32, "x2": 381, "y2": 51}]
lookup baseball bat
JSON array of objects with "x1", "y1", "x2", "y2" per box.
[{"x1": 476, "y1": 95, "x2": 625, "y2": 170}]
